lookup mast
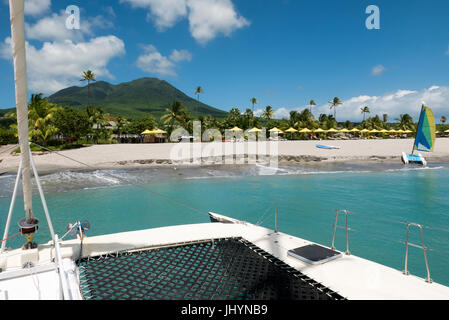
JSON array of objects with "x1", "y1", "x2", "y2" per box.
[
  {"x1": 411, "y1": 105, "x2": 425, "y2": 155},
  {"x1": 9, "y1": 0, "x2": 38, "y2": 248}
]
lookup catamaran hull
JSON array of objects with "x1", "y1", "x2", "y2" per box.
[{"x1": 401, "y1": 152, "x2": 427, "y2": 166}]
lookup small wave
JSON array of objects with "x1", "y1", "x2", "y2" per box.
[
  {"x1": 93, "y1": 172, "x2": 121, "y2": 184},
  {"x1": 0, "y1": 175, "x2": 15, "y2": 179},
  {"x1": 386, "y1": 166, "x2": 445, "y2": 172}
]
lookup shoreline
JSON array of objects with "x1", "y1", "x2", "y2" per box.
[{"x1": 1, "y1": 139, "x2": 449, "y2": 175}]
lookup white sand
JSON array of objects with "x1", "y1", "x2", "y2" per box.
[{"x1": 1, "y1": 138, "x2": 449, "y2": 174}]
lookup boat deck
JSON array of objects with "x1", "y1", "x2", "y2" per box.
[{"x1": 0, "y1": 213, "x2": 449, "y2": 300}]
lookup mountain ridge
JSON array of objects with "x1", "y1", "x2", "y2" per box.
[{"x1": 48, "y1": 77, "x2": 227, "y2": 119}]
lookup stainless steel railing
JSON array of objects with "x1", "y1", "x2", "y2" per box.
[
  {"x1": 331, "y1": 209, "x2": 353, "y2": 255},
  {"x1": 402, "y1": 222, "x2": 432, "y2": 283}
]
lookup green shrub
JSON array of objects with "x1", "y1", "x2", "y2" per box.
[{"x1": 0, "y1": 129, "x2": 17, "y2": 145}]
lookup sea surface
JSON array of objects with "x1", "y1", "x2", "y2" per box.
[{"x1": 1, "y1": 162, "x2": 449, "y2": 286}]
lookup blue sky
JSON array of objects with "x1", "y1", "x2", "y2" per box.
[{"x1": 0, "y1": 0, "x2": 448, "y2": 121}]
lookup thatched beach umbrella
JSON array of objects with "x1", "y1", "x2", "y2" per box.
[
  {"x1": 285, "y1": 127, "x2": 298, "y2": 140},
  {"x1": 269, "y1": 127, "x2": 284, "y2": 133},
  {"x1": 141, "y1": 129, "x2": 153, "y2": 135}
]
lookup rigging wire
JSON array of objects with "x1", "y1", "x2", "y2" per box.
[
  {"x1": 0, "y1": 144, "x2": 18, "y2": 157},
  {"x1": 25, "y1": 142, "x2": 449, "y2": 257},
  {"x1": 29, "y1": 142, "x2": 210, "y2": 217}
]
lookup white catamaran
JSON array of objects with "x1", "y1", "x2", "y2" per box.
[{"x1": 1, "y1": 0, "x2": 449, "y2": 300}]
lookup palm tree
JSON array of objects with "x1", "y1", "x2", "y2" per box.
[
  {"x1": 329, "y1": 97, "x2": 342, "y2": 122},
  {"x1": 262, "y1": 106, "x2": 274, "y2": 120},
  {"x1": 441, "y1": 116, "x2": 447, "y2": 124},
  {"x1": 27, "y1": 93, "x2": 61, "y2": 146},
  {"x1": 161, "y1": 101, "x2": 189, "y2": 132},
  {"x1": 383, "y1": 114, "x2": 388, "y2": 123},
  {"x1": 395, "y1": 114, "x2": 414, "y2": 131},
  {"x1": 309, "y1": 100, "x2": 316, "y2": 113},
  {"x1": 361, "y1": 106, "x2": 370, "y2": 121},
  {"x1": 195, "y1": 86, "x2": 204, "y2": 118},
  {"x1": 251, "y1": 98, "x2": 258, "y2": 113},
  {"x1": 80, "y1": 70, "x2": 96, "y2": 107}
]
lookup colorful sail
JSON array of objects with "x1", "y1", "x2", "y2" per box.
[{"x1": 413, "y1": 106, "x2": 436, "y2": 152}]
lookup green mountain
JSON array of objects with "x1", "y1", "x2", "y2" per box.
[
  {"x1": 48, "y1": 78, "x2": 227, "y2": 119},
  {"x1": 0, "y1": 108, "x2": 14, "y2": 117}
]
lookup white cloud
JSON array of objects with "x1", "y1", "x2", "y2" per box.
[
  {"x1": 257, "y1": 86, "x2": 449, "y2": 121},
  {"x1": 310, "y1": 86, "x2": 449, "y2": 121},
  {"x1": 254, "y1": 107, "x2": 293, "y2": 119},
  {"x1": 1, "y1": 36, "x2": 125, "y2": 93},
  {"x1": 136, "y1": 45, "x2": 192, "y2": 77},
  {"x1": 24, "y1": 0, "x2": 51, "y2": 16},
  {"x1": 120, "y1": 0, "x2": 187, "y2": 30},
  {"x1": 186, "y1": 0, "x2": 250, "y2": 44},
  {"x1": 273, "y1": 107, "x2": 291, "y2": 119},
  {"x1": 169, "y1": 49, "x2": 192, "y2": 62},
  {"x1": 25, "y1": 11, "x2": 114, "y2": 42},
  {"x1": 371, "y1": 64, "x2": 386, "y2": 76},
  {"x1": 120, "y1": 0, "x2": 249, "y2": 43}
]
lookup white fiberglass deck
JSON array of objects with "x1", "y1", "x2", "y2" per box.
[{"x1": 1, "y1": 213, "x2": 448, "y2": 300}]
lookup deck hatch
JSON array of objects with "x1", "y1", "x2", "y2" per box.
[
  {"x1": 287, "y1": 244, "x2": 342, "y2": 265},
  {"x1": 77, "y1": 238, "x2": 344, "y2": 300}
]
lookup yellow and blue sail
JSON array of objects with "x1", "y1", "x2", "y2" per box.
[{"x1": 413, "y1": 106, "x2": 436, "y2": 152}]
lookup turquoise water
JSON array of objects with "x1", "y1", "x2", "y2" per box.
[{"x1": 1, "y1": 164, "x2": 449, "y2": 286}]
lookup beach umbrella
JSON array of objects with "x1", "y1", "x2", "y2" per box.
[
  {"x1": 404, "y1": 130, "x2": 413, "y2": 134},
  {"x1": 379, "y1": 129, "x2": 389, "y2": 133},
  {"x1": 396, "y1": 129, "x2": 405, "y2": 133},
  {"x1": 388, "y1": 129, "x2": 397, "y2": 133},
  {"x1": 298, "y1": 128, "x2": 312, "y2": 133},
  {"x1": 314, "y1": 128, "x2": 325, "y2": 133},
  {"x1": 153, "y1": 129, "x2": 167, "y2": 134},
  {"x1": 248, "y1": 127, "x2": 262, "y2": 133},
  {"x1": 326, "y1": 128, "x2": 338, "y2": 133},
  {"x1": 141, "y1": 129, "x2": 153, "y2": 135},
  {"x1": 269, "y1": 127, "x2": 284, "y2": 134},
  {"x1": 284, "y1": 127, "x2": 298, "y2": 140},
  {"x1": 230, "y1": 126, "x2": 243, "y2": 132},
  {"x1": 435, "y1": 131, "x2": 440, "y2": 134},
  {"x1": 349, "y1": 128, "x2": 360, "y2": 132},
  {"x1": 338, "y1": 128, "x2": 350, "y2": 133},
  {"x1": 369, "y1": 129, "x2": 380, "y2": 133},
  {"x1": 360, "y1": 129, "x2": 370, "y2": 133}
]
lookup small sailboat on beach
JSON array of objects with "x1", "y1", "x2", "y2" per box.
[{"x1": 401, "y1": 105, "x2": 436, "y2": 166}]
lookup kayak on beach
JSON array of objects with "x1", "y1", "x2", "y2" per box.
[{"x1": 316, "y1": 144, "x2": 340, "y2": 150}]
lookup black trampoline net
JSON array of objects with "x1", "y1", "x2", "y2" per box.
[{"x1": 77, "y1": 238, "x2": 345, "y2": 300}]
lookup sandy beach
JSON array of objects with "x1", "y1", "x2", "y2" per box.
[{"x1": 1, "y1": 138, "x2": 449, "y2": 174}]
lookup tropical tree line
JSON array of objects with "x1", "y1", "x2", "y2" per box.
[
  {"x1": 1, "y1": 69, "x2": 448, "y2": 146},
  {"x1": 1, "y1": 95, "x2": 449, "y2": 146}
]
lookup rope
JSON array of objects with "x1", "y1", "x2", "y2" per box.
[
  {"x1": 0, "y1": 231, "x2": 21, "y2": 243},
  {"x1": 0, "y1": 144, "x2": 18, "y2": 157}
]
